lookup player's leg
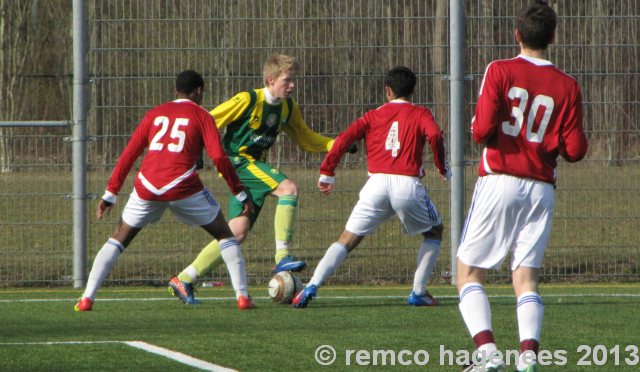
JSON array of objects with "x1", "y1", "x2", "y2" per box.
[
  {"x1": 510, "y1": 179, "x2": 553, "y2": 371},
  {"x1": 200, "y1": 211, "x2": 255, "y2": 309},
  {"x1": 457, "y1": 260, "x2": 501, "y2": 368},
  {"x1": 293, "y1": 175, "x2": 390, "y2": 308},
  {"x1": 456, "y1": 176, "x2": 519, "y2": 370},
  {"x1": 291, "y1": 230, "x2": 363, "y2": 308},
  {"x1": 408, "y1": 224, "x2": 442, "y2": 306},
  {"x1": 307, "y1": 230, "x2": 363, "y2": 287},
  {"x1": 75, "y1": 221, "x2": 142, "y2": 311},
  {"x1": 271, "y1": 179, "x2": 302, "y2": 271},
  {"x1": 76, "y1": 191, "x2": 160, "y2": 311},
  {"x1": 391, "y1": 179, "x2": 443, "y2": 306},
  {"x1": 242, "y1": 161, "x2": 304, "y2": 272},
  {"x1": 512, "y1": 267, "x2": 542, "y2": 372},
  {"x1": 168, "y1": 188, "x2": 255, "y2": 309},
  {"x1": 173, "y1": 197, "x2": 258, "y2": 289}
]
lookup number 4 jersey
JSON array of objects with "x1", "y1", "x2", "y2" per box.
[
  {"x1": 320, "y1": 100, "x2": 448, "y2": 178},
  {"x1": 106, "y1": 99, "x2": 244, "y2": 202},
  {"x1": 472, "y1": 55, "x2": 588, "y2": 184}
]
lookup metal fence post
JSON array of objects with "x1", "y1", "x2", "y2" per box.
[
  {"x1": 72, "y1": 0, "x2": 89, "y2": 289},
  {"x1": 449, "y1": 0, "x2": 465, "y2": 286}
]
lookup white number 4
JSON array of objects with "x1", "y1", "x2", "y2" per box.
[
  {"x1": 385, "y1": 121, "x2": 400, "y2": 157},
  {"x1": 149, "y1": 116, "x2": 189, "y2": 152}
]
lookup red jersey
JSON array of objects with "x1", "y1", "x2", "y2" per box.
[
  {"x1": 320, "y1": 100, "x2": 448, "y2": 178},
  {"x1": 472, "y1": 55, "x2": 588, "y2": 184},
  {"x1": 106, "y1": 99, "x2": 244, "y2": 201}
]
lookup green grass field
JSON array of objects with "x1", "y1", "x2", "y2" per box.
[
  {"x1": 1, "y1": 284, "x2": 639, "y2": 371},
  {"x1": 1, "y1": 163, "x2": 639, "y2": 287}
]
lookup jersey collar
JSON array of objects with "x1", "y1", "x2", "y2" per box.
[
  {"x1": 263, "y1": 88, "x2": 282, "y2": 105},
  {"x1": 517, "y1": 54, "x2": 554, "y2": 66}
]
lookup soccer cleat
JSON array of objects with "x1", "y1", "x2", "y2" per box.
[
  {"x1": 237, "y1": 295, "x2": 256, "y2": 310},
  {"x1": 291, "y1": 284, "x2": 317, "y2": 308},
  {"x1": 462, "y1": 351, "x2": 505, "y2": 372},
  {"x1": 74, "y1": 297, "x2": 93, "y2": 312},
  {"x1": 168, "y1": 277, "x2": 201, "y2": 305},
  {"x1": 407, "y1": 291, "x2": 439, "y2": 306},
  {"x1": 273, "y1": 255, "x2": 307, "y2": 273}
]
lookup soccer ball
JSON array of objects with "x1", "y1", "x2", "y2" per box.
[{"x1": 268, "y1": 271, "x2": 303, "y2": 304}]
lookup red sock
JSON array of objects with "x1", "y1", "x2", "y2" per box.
[
  {"x1": 473, "y1": 330, "x2": 495, "y2": 348},
  {"x1": 520, "y1": 339, "x2": 540, "y2": 354}
]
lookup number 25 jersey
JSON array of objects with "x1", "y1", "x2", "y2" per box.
[{"x1": 472, "y1": 55, "x2": 588, "y2": 184}]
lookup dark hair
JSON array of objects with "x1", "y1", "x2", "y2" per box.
[
  {"x1": 175, "y1": 70, "x2": 204, "y2": 94},
  {"x1": 384, "y1": 66, "x2": 416, "y2": 98},
  {"x1": 517, "y1": 0, "x2": 557, "y2": 50}
]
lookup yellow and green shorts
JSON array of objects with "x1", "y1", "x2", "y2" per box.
[{"x1": 227, "y1": 160, "x2": 288, "y2": 224}]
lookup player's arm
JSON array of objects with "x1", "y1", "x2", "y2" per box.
[
  {"x1": 318, "y1": 117, "x2": 367, "y2": 194},
  {"x1": 201, "y1": 113, "x2": 253, "y2": 213},
  {"x1": 471, "y1": 62, "x2": 501, "y2": 144},
  {"x1": 99, "y1": 117, "x2": 150, "y2": 218},
  {"x1": 283, "y1": 103, "x2": 335, "y2": 153},
  {"x1": 210, "y1": 91, "x2": 252, "y2": 130},
  {"x1": 422, "y1": 111, "x2": 451, "y2": 180},
  {"x1": 559, "y1": 86, "x2": 588, "y2": 162}
]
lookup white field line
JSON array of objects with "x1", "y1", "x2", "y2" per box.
[
  {"x1": 0, "y1": 340, "x2": 236, "y2": 372},
  {"x1": 1, "y1": 293, "x2": 640, "y2": 303}
]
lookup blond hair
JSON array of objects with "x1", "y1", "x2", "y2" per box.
[{"x1": 263, "y1": 54, "x2": 300, "y2": 86}]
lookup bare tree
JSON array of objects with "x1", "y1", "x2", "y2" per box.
[{"x1": 0, "y1": 0, "x2": 37, "y2": 172}]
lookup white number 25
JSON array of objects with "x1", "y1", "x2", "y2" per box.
[
  {"x1": 149, "y1": 116, "x2": 189, "y2": 152},
  {"x1": 501, "y1": 87, "x2": 554, "y2": 143}
]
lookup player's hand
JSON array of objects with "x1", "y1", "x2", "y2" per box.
[
  {"x1": 318, "y1": 181, "x2": 334, "y2": 194},
  {"x1": 440, "y1": 160, "x2": 452, "y2": 181},
  {"x1": 240, "y1": 199, "x2": 255, "y2": 217},
  {"x1": 347, "y1": 143, "x2": 358, "y2": 154},
  {"x1": 97, "y1": 199, "x2": 113, "y2": 220}
]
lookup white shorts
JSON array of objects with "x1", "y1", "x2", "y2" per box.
[
  {"x1": 121, "y1": 188, "x2": 220, "y2": 228},
  {"x1": 457, "y1": 174, "x2": 555, "y2": 270},
  {"x1": 345, "y1": 173, "x2": 442, "y2": 236}
]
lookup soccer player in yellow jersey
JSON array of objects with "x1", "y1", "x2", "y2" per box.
[{"x1": 169, "y1": 55, "x2": 352, "y2": 304}]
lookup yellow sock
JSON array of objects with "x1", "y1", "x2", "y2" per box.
[
  {"x1": 274, "y1": 195, "x2": 298, "y2": 263},
  {"x1": 178, "y1": 240, "x2": 223, "y2": 283}
]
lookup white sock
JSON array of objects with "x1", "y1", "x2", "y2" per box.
[
  {"x1": 308, "y1": 242, "x2": 348, "y2": 287},
  {"x1": 82, "y1": 239, "x2": 123, "y2": 301},
  {"x1": 412, "y1": 239, "x2": 441, "y2": 295},
  {"x1": 459, "y1": 283, "x2": 493, "y2": 338},
  {"x1": 219, "y1": 238, "x2": 249, "y2": 299},
  {"x1": 181, "y1": 265, "x2": 199, "y2": 283},
  {"x1": 517, "y1": 291, "x2": 544, "y2": 340},
  {"x1": 516, "y1": 292, "x2": 543, "y2": 372}
]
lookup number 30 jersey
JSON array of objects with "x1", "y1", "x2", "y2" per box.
[
  {"x1": 106, "y1": 99, "x2": 244, "y2": 201},
  {"x1": 320, "y1": 100, "x2": 448, "y2": 178},
  {"x1": 472, "y1": 55, "x2": 588, "y2": 184}
]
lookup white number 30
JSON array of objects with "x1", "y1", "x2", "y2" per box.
[
  {"x1": 385, "y1": 121, "x2": 401, "y2": 157},
  {"x1": 501, "y1": 87, "x2": 554, "y2": 143},
  {"x1": 149, "y1": 116, "x2": 189, "y2": 152}
]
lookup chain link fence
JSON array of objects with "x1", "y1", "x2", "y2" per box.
[{"x1": 0, "y1": 0, "x2": 638, "y2": 286}]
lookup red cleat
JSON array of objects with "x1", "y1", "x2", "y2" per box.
[
  {"x1": 237, "y1": 295, "x2": 256, "y2": 310},
  {"x1": 74, "y1": 297, "x2": 93, "y2": 312}
]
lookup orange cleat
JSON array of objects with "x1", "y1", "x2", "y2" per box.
[
  {"x1": 237, "y1": 295, "x2": 256, "y2": 310},
  {"x1": 74, "y1": 297, "x2": 93, "y2": 312}
]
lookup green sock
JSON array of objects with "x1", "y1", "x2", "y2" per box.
[
  {"x1": 178, "y1": 240, "x2": 223, "y2": 283},
  {"x1": 274, "y1": 195, "x2": 298, "y2": 263}
]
